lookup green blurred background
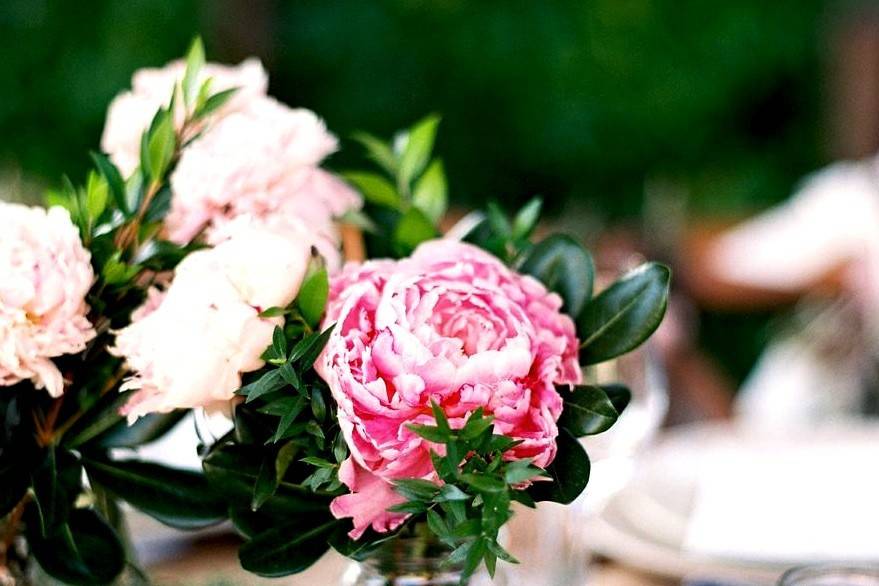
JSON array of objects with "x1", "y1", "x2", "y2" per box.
[
  {"x1": 0, "y1": 0, "x2": 829, "y2": 216},
  {"x1": 0, "y1": 0, "x2": 865, "y2": 389}
]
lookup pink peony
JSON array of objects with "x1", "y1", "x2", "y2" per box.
[
  {"x1": 0, "y1": 203, "x2": 95, "y2": 397},
  {"x1": 112, "y1": 220, "x2": 311, "y2": 421},
  {"x1": 165, "y1": 97, "x2": 360, "y2": 267},
  {"x1": 316, "y1": 239, "x2": 581, "y2": 538},
  {"x1": 101, "y1": 58, "x2": 268, "y2": 177}
]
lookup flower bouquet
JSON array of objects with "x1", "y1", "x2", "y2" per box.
[{"x1": 0, "y1": 40, "x2": 669, "y2": 585}]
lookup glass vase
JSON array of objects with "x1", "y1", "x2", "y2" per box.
[{"x1": 341, "y1": 534, "x2": 465, "y2": 586}]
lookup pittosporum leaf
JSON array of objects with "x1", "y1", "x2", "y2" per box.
[
  {"x1": 557, "y1": 385, "x2": 620, "y2": 437},
  {"x1": 578, "y1": 262, "x2": 670, "y2": 365},
  {"x1": 518, "y1": 234, "x2": 594, "y2": 318}
]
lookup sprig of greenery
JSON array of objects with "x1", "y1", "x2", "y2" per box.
[
  {"x1": 344, "y1": 114, "x2": 447, "y2": 257},
  {"x1": 391, "y1": 403, "x2": 542, "y2": 581}
]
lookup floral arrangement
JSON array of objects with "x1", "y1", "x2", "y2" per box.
[{"x1": 0, "y1": 40, "x2": 669, "y2": 585}]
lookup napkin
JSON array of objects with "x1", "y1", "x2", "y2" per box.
[{"x1": 683, "y1": 438, "x2": 879, "y2": 562}]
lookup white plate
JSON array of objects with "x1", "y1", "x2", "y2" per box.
[{"x1": 581, "y1": 420, "x2": 879, "y2": 583}]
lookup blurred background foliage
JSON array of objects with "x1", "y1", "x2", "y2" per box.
[
  {"x1": 0, "y1": 0, "x2": 854, "y2": 387},
  {"x1": 0, "y1": 0, "x2": 828, "y2": 218}
]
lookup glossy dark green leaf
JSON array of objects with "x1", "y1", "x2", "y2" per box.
[
  {"x1": 529, "y1": 429, "x2": 590, "y2": 504},
  {"x1": 602, "y1": 383, "x2": 632, "y2": 415},
  {"x1": 238, "y1": 518, "x2": 338, "y2": 577},
  {"x1": 578, "y1": 262, "x2": 670, "y2": 365},
  {"x1": 558, "y1": 385, "x2": 620, "y2": 436},
  {"x1": 27, "y1": 507, "x2": 125, "y2": 586},
  {"x1": 518, "y1": 234, "x2": 594, "y2": 317},
  {"x1": 83, "y1": 458, "x2": 226, "y2": 530},
  {"x1": 31, "y1": 447, "x2": 81, "y2": 536},
  {"x1": 202, "y1": 443, "x2": 331, "y2": 515},
  {"x1": 251, "y1": 454, "x2": 279, "y2": 512},
  {"x1": 94, "y1": 410, "x2": 187, "y2": 449}
]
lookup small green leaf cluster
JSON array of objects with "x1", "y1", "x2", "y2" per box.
[
  {"x1": 391, "y1": 403, "x2": 540, "y2": 581},
  {"x1": 460, "y1": 198, "x2": 543, "y2": 264},
  {"x1": 343, "y1": 114, "x2": 447, "y2": 257},
  {"x1": 197, "y1": 269, "x2": 349, "y2": 577}
]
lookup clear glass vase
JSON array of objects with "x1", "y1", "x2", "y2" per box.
[{"x1": 341, "y1": 534, "x2": 465, "y2": 586}]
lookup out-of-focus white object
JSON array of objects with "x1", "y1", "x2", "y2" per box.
[
  {"x1": 710, "y1": 158, "x2": 879, "y2": 305},
  {"x1": 583, "y1": 421, "x2": 879, "y2": 582},
  {"x1": 735, "y1": 301, "x2": 867, "y2": 426},
  {"x1": 684, "y1": 434, "x2": 879, "y2": 561}
]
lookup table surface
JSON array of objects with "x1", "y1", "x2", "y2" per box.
[{"x1": 141, "y1": 507, "x2": 673, "y2": 586}]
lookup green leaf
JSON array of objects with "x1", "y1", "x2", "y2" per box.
[
  {"x1": 275, "y1": 442, "x2": 298, "y2": 482},
  {"x1": 529, "y1": 429, "x2": 590, "y2": 504},
  {"x1": 394, "y1": 478, "x2": 439, "y2": 501},
  {"x1": 435, "y1": 484, "x2": 469, "y2": 502},
  {"x1": 426, "y1": 509, "x2": 451, "y2": 541},
  {"x1": 90, "y1": 152, "x2": 129, "y2": 214},
  {"x1": 84, "y1": 172, "x2": 109, "y2": 222},
  {"x1": 412, "y1": 159, "x2": 447, "y2": 223},
  {"x1": 311, "y1": 387, "x2": 327, "y2": 422},
  {"x1": 352, "y1": 131, "x2": 398, "y2": 175},
  {"x1": 82, "y1": 458, "x2": 226, "y2": 530},
  {"x1": 394, "y1": 207, "x2": 437, "y2": 255},
  {"x1": 272, "y1": 326, "x2": 287, "y2": 359},
  {"x1": 298, "y1": 324, "x2": 336, "y2": 367},
  {"x1": 459, "y1": 410, "x2": 494, "y2": 441},
  {"x1": 342, "y1": 171, "x2": 401, "y2": 209},
  {"x1": 238, "y1": 518, "x2": 338, "y2": 577},
  {"x1": 271, "y1": 397, "x2": 307, "y2": 443},
  {"x1": 602, "y1": 383, "x2": 632, "y2": 415},
  {"x1": 518, "y1": 234, "x2": 594, "y2": 318},
  {"x1": 100, "y1": 252, "x2": 140, "y2": 286},
  {"x1": 460, "y1": 473, "x2": 505, "y2": 494},
  {"x1": 407, "y1": 423, "x2": 447, "y2": 443},
  {"x1": 578, "y1": 262, "x2": 670, "y2": 365},
  {"x1": 146, "y1": 109, "x2": 176, "y2": 181},
  {"x1": 202, "y1": 443, "x2": 330, "y2": 515},
  {"x1": 251, "y1": 454, "x2": 278, "y2": 511},
  {"x1": 398, "y1": 114, "x2": 441, "y2": 189},
  {"x1": 387, "y1": 501, "x2": 428, "y2": 514},
  {"x1": 60, "y1": 391, "x2": 129, "y2": 449},
  {"x1": 298, "y1": 267, "x2": 329, "y2": 327},
  {"x1": 27, "y1": 507, "x2": 125, "y2": 586},
  {"x1": 31, "y1": 447, "x2": 81, "y2": 537},
  {"x1": 182, "y1": 36, "x2": 205, "y2": 105},
  {"x1": 240, "y1": 370, "x2": 286, "y2": 403},
  {"x1": 503, "y1": 460, "x2": 542, "y2": 484},
  {"x1": 258, "y1": 306, "x2": 287, "y2": 318},
  {"x1": 511, "y1": 197, "x2": 542, "y2": 241},
  {"x1": 93, "y1": 410, "x2": 187, "y2": 449},
  {"x1": 195, "y1": 87, "x2": 237, "y2": 119},
  {"x1": 558, "y1": 385, "x2": 620, "y2": 436}
]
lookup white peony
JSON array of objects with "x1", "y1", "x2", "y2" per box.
[
  {"x1": 111, "y1": 219, "x2": 311, "y2": 421},
  {"x1": 0, "y1": 203, "x2": 95, "y2": 396}
]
